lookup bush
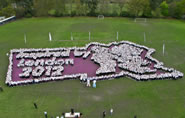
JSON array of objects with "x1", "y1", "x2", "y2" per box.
[
  {"x1": 100, "y1": 12, "x2": 111, "y2": 17},
  {"x1": 71, "y1": 11, "x2": 76, "y2": 17},
  {"x1": 111, "y1": 10, "x2": 119, "y2": 17},
  {"x1": 143, "y1": 7, "x2": 152, "y2": 18},
  {"x1": 169, "y1": 2, "x2": 177, "y2": 18},
  {"x1": 160, "y1": 1, "x2": 169, "y2": 17},
  {"x1": 15, "y1": 7, "x2": 25, "y2": 18},
  {"x1": 173, "y1": 0, "x2": 185, "y2": 19},
  {"x1": 0, "y1": 5, "x2": 15, "y2": 17},
  {"x1": 56, "y1": 10, "x2": 64, "y2": 17},
  {"x1": 48, "y1": 9, "x2": 56, "y2": 16},
  {"x1": 151, "y1": 8, "x2": 162, "y2": 18},
  {"x1": 25, "y1": 13, "x2": 32, "y2": 18},
  {"x1": 120, "y1": 11, "x2": 129, "y2": 17},
  {"x1": 87, "y1": 11, "x2": 98, "y2": 16}
]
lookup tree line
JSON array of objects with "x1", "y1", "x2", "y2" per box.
[{"x1": 0, "y1": 0, "x2": 185, "y2": 19}]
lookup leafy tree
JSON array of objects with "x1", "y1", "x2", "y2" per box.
[
  {"x1": 87, "y1": 0, "x2": 98, "y2": 16},
  {"x1": 149, "y1": 0, "x2": 163, "y2": 10},
  {"x1": 143, "y1": 5, "x2": 152, "y2": 17},
  {"x1": 33, "y1": 0, "x2": 48, "y2": 16},
  {"x1": 160, "y1": 1, "x2": 169, "y2": 16},
  {"x1": 151, "y1": 7, "x2": 162, "y2": 17},
  {"x1": 13, "y1": 0, "x2": 34, "y2": 17},
  {"x1": 99, "y1": 0, "x2": 110, "y2": 16},
  {"x1": 0, "y1": 5, "x2": 15, "y2": 17},
  {"x1": 118, "y1": 0, "x2": 126, "y2": 14},
  {"x1": 112, "y1": 5, "x2": 119, "y2": 17},
  {"x1": 0, "y1": 0, "x2": 183, "y2": 19},
  {"x1": 33, "y1": 0, "x2": 58, "y2": 16},
  {"x1": 173, "y1": 0, "x2": 185, "y2": 18},
  {"x1": 127, "y1": 0, "x2": 151, "y2": 17},
  {"x1": 0, "y1": 0, "x2": 8, "y2": 10},
  {"x1": 48, "y1": 9, "x2": 56, "y2": 16},
  {"x1": 75, "y1": 0, "x2": 84, "y2": 15},
  {"x1": 169, "y1": 1, "x2": 177, "y2": 18},
  {"x1": 81, "y1": 0, "x2": 89, "y2": 16},
  {"x1": 69, "y1": 0, "x2": 73, "y2": 14},
  {"x1": 55, "y1": 0, "x2": 66, "y2": 16}
]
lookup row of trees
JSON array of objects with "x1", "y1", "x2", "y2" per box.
[{"x1": 0, "y1": 0, "x2": 185, "y2": 19}]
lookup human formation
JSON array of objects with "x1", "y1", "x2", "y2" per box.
[{"x1": 6, "y1": 41, "x2": 183, "y2": 86}]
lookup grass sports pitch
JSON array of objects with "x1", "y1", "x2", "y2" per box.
[{"x1": 0, "y1": 17, "x2": 185, "y2": 118}]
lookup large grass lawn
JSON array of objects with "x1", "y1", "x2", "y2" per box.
[{"x1": 0, "y1": 17, "x2": 185, "y2": 118}]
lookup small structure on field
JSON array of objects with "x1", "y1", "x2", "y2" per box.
[
  {"x1": 64, "y1": 109, "x2": 82, "y2": 118},
  {"x1": 49, "y1": 32, "x2": 52, "y2": 41},
  {"x1": 98, "y1": 15, "x2": 104, "y2": 19},
  {"x1": 0, "y1": 16, "x2": 16, "y2": 25},
  {"x1": 134, "y1": 18, "x2": 147, "y2": 23}
]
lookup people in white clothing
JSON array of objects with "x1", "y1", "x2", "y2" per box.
[
  {"x1": 86, "y1": 78, "x2": 91, "y2": 87},
  {"x1": 110, "y1": 108, "x2": 113, "y2": 115},
  {"x1": 93, "y1": 80, "x2": 96, "y2": 88}
]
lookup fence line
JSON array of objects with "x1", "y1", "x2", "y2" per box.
[{"x1": 0, "y1": 16, "x2": 16, "y2": 25}]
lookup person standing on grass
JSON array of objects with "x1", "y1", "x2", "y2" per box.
[
  {"x1": 103, "y1": 111, "x2": 106, "y2": 118},
  {"x1": 80, "y1": 77, "x2": 83, "y2": 83},
  {"x1": 33, "y1": 102, "x2": 38, "y2": 109},
  {"x1": 86, "y1": 78, "x2": 91, "y2": 87},
  {"x1": 83, "y1": 77, "x2": 86, "y2": 83},
  {"x1": 93, "y1": 80, "x2": 96, "y2": 88},
  {"x1": 44, "y1": 111, "x2": 48, "y2": 118},
  {"x1": 71, "y1": 108, "x2": 74, "y2": 114},
  {"x1": 60, "y1": 115, "x2": 64, "y2": 118},
  {"x1": 110, "y1": 108, "x2": 113, "y2": 115},
  {"x1": 0, "y1": 86, "x2": 3, "y2": 92}
]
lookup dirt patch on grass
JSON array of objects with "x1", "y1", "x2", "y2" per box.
[{"x1": 92, "y1": 95, "x2": 102, "y2": 101}]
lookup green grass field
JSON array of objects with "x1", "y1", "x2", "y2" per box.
[{"x1": 0, "y1": 17, "x2": 185, "y2": 118}]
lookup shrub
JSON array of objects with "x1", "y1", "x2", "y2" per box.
[
  {"x1": 151, "y1": 8, "x2": 162, "y2": 18},
  {"x1": 71, "y1": 11, "x2": 76, "y2": 17},
  {"x1": 15, "y1": 7, "x2": 25, "y2": 18},
  {"x1": 25, "y1": 13, "x2": 32, "y2": 18},
  {"x1": 111, "y1": 10, "x2": 119, "y2": 17},
  {"x1": 48, "y1": 9, "x2": 56, "y2": 16},
  {"x1": 143, "y1": 7, "x2": 152, "y2": 18},
  {"x1": 160, "y1": 1, "x2": 169, "y2": 17},
  {"x1": 87, "y1": 11, "x2": 98, "y2": 16},
  {"x1": 174, "y1": 0, "x2": 185, "y2": 19},
  {"x1": 120, "y1": 11, "x2": 129, "y2": 17},
  {"x1": 0, "y1": 5, "x2": 15, "y2": 17}
]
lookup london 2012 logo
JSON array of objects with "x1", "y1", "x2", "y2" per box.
[{"x1": 6, "y1": 41, "x2": 183, "y2": 86}]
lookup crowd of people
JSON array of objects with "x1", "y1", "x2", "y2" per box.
[
  {"x1": 6, "y1": 41, "x2": 183, "y2": 86},
  {"x1": 111, "y1": 44, "x2": 156, "y2": 74},
  {"x1": 91, "y1": 46, "x2": 117, "y2": 75}
]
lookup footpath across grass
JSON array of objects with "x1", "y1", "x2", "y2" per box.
[{"x1": 0, "y1": 17, "x2": 185, "y2": 118}]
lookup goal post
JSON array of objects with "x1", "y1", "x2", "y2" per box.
[
  {"x1": 134, "y1": 18, "x2": 147, "y2": 23},
  {"x1": 98, "y1": 15, "x2": 104, "y2": 19}
]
